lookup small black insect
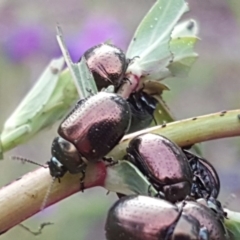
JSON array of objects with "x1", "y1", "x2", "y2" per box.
[
  {"x1": 105, "y1": 195, "x2": 223, "y2": 240},
  {"x1": 82, "y1": 43, "x2": 129, "y2": 91},
  {"x1": 183, "y1": 149, "x2": 220, "y2": 200},
  {"x1": 48, "y1": 92, "x2": 131, "y2": 182},
  {"x1": 126, "y1": 133, "x2": 193, "y2": 202},
  {"x1": 126, "y1": 91, "x2": 158, "y2": 133}
]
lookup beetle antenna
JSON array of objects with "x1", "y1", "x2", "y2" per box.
[
  {"x1": 40, "y1": 177, "x2": 56, "y2": 211},
  {"x1": 152, "y1": 115, "x2": 158, "y2": 125},
  {"x1": 11, "y1": 156, "x2": 47, "y2": 168},
  {"x1": 19, "y1": 222, "x2": 54, "y2": 236}
]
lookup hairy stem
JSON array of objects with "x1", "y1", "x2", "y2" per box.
[{"x1": 0, "y1": 109, "x2": 239, "y2": 234}]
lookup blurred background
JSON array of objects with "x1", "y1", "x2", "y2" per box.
[{"x1": 0, "y1": 0, "x2": 240, "y2": 239}]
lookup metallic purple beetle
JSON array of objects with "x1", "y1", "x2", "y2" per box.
[
  {"x1": 83, "y1": 43, "x2": 158, "y2": 134},
  {"x1": 105, "y1": 195, "x2": 224, "y2": 240},
  {"x1": 177, "y1": 199, "x2": 229, "y2": 240},
  {"x1": 83, "y1": 43, "x2": 129, "y2": 91},
  {"x1": 126, "y1": 133, "x2": 193, "y2": 202},
  {"x1": 48, "y1": 92, "x2": 131, "y2": 180}
]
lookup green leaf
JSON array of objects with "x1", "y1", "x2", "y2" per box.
[
  {"x1": 151, "y1": 94, "x2": 202, "y2": 155},
  {"x1": 0, "y1": 0, "x2": 199, "y2": 157},
  {"x1": 56, "y1": 25, "x2": 98, "y2": 98},
  {"x1": 104, "y1": 161, "x2": 158, "y2": 196},
  {"x1": 224, "y1": 209, "x2": 240, "y2": 240},
  {"x1": 77, "y1": 57, "x2": 98, "y2": 96},
  {"x1": 0, "y1": 59, "x2": 78, "y2": 154},
  {"x1": 126, "y1": 0, "x2": 189, "y2": 80},
  {"x1": 168, "y1": 36, "x2": 198, "y2": 77},
  {"x1": 171, "y1": 19, "x2": 199, "y2": 38}
]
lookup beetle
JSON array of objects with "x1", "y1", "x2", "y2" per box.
[
  {"x1": 83, "y1": 43, "x2": 160, "y2": 134},
  {"x1": 178, "y1": 199, "x2": 229, "y2": 240},
  {"x1": 126, "y1": 133, "x2": 193, "y2": 202},
  {"x1": 48, "y1": 91, "x2": 131, "y2": 182},
  {"x1": 82, "y1": 43, "x2": 130, "y2": 91},
  {"x1": 182, "y1": 149, "x2": 220, "y2": 200},
  {"x1": 105, "y1": 195, "x2": 212, "y2": 240},
  {"x1": 126, "y1": 90, "x2": 158, "y2": 133}
]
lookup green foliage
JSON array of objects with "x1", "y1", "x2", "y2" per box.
[
  {"x1": 0, "y1": 0, "x2": 199, "y2": 157},
  {"x1": 104, "y1": 161, "x2": 157, "y2": 196},
  {"x1": 1, "y1": 1, "x2": 239, "y2": 238},
  {"x1": 225, "y1": 209, "x2": 240, "y2": 240},
  {"x1": 126, "y1": 0, "x2": 198, "y2": 81},
  {"x1": 1, "y1": 58, "x2": 78, "y2": 153}
]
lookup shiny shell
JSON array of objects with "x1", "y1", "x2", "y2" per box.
[
  {"x1": 83, "y1": 43, "x2": 128, "y2": 90},
  {"x1": 127, "y1": 133, "x2": 193, "y2": 202},
  {"x1": 180, "y1": 200, "x2": 229, "y2": 240},
  {"x1": 105, "y1": 195, "x2": 205, "y2": 240},
  {"x1": 58, "y1": 92, "x2": 131, "y2": 161}
]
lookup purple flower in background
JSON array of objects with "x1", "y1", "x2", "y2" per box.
[
  {"x1": 67, "y1": 16, "x2": 128, "y2": 62},
  {"x1": 2, "y1": 25, "x2": 42, "y2": 62},
  {"x1": 1, "y1": 24, "x2": 58, "y2": 63},
  {"x1": 0, "y1": 16, "x2": 128, "y2": 63}
]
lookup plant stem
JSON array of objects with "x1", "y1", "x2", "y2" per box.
[
  {"x1": 0, "y1": 162, "x2": 106, "y2": 234},
  {"x1": 0, "y1": 109, "x2": 239, "y2": 234},
  {"x1": 110, "y1": 109, "x2": 240, "y2": 159}
]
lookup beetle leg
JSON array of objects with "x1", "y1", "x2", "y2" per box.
[
  {"x1": 103, "y1": 156, "x2": 118, "y2": 167},
  {"x1": 122, "y1": 77, "x2": 132, "y2": 85},
  {"x1": 125, "y1": 153, "x2": 138, "y2": 165},
  {"x1": 147, "y1": 184, "x2": 159, "y2": 197},
  {"x1": 207, "y1": 197, "x2": 226, "y2": 220},
  {"x1": 198, "y1": 227, "x2": 209, "y2": 240},
  {"x1": 128, "y1": 56, "x2": 140, "y2": 65},
  {"x1": 80, "y1": 169, "x2": 86, "y2": 192},
  {"x1": 154, "y1": 190, "x2": 165, "y2": 199},
  {"x1": 191, "y1": 170, "x2": 211, "y2": 199},
  {"x1": 85, "y1": 88, "x2": 95, "y2": 96},
  {"x1": 152, "y1": 115, "x2": 157, "y2": 125},
  {"x1": 190, "y1": 178, "x2": 203, "y2": 198}
]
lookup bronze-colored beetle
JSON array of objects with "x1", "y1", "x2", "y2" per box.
[
  {"x1": 126, "y1": 133, "x2": 193, "y2": 202},
  {"x1": 177, "y1": 199, "x2": 229, "y2": 240},
  {"x1": 48, "y1": 92, "x2": 131, "y2": 180},
  {"x1": 105, "y1": 195, "x2": 212, "y2": 240},
  {"x1": 83, "y1": 43, "x2": 129, "y2": 91},
  {"x1": 83, "y1": 43, "x2": 159, "y2": 134}
]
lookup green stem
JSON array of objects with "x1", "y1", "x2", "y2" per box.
[
  {"x1": 109, "y1": 109, "x2": 240, "y2": 160},
  {"x1": 0, "y1": 109, "x2": 239, "y2": 233}
]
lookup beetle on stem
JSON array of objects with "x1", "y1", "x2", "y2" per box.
[
  {"x1": 48, "y1": 91, "x2": 131, "y2": 184},
  {"x1": 105, "y1": 195, "x2": 228, "y2": 240},
  {"x1": 126, "y1": 133, "x2": 193, "y2": 202}
]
